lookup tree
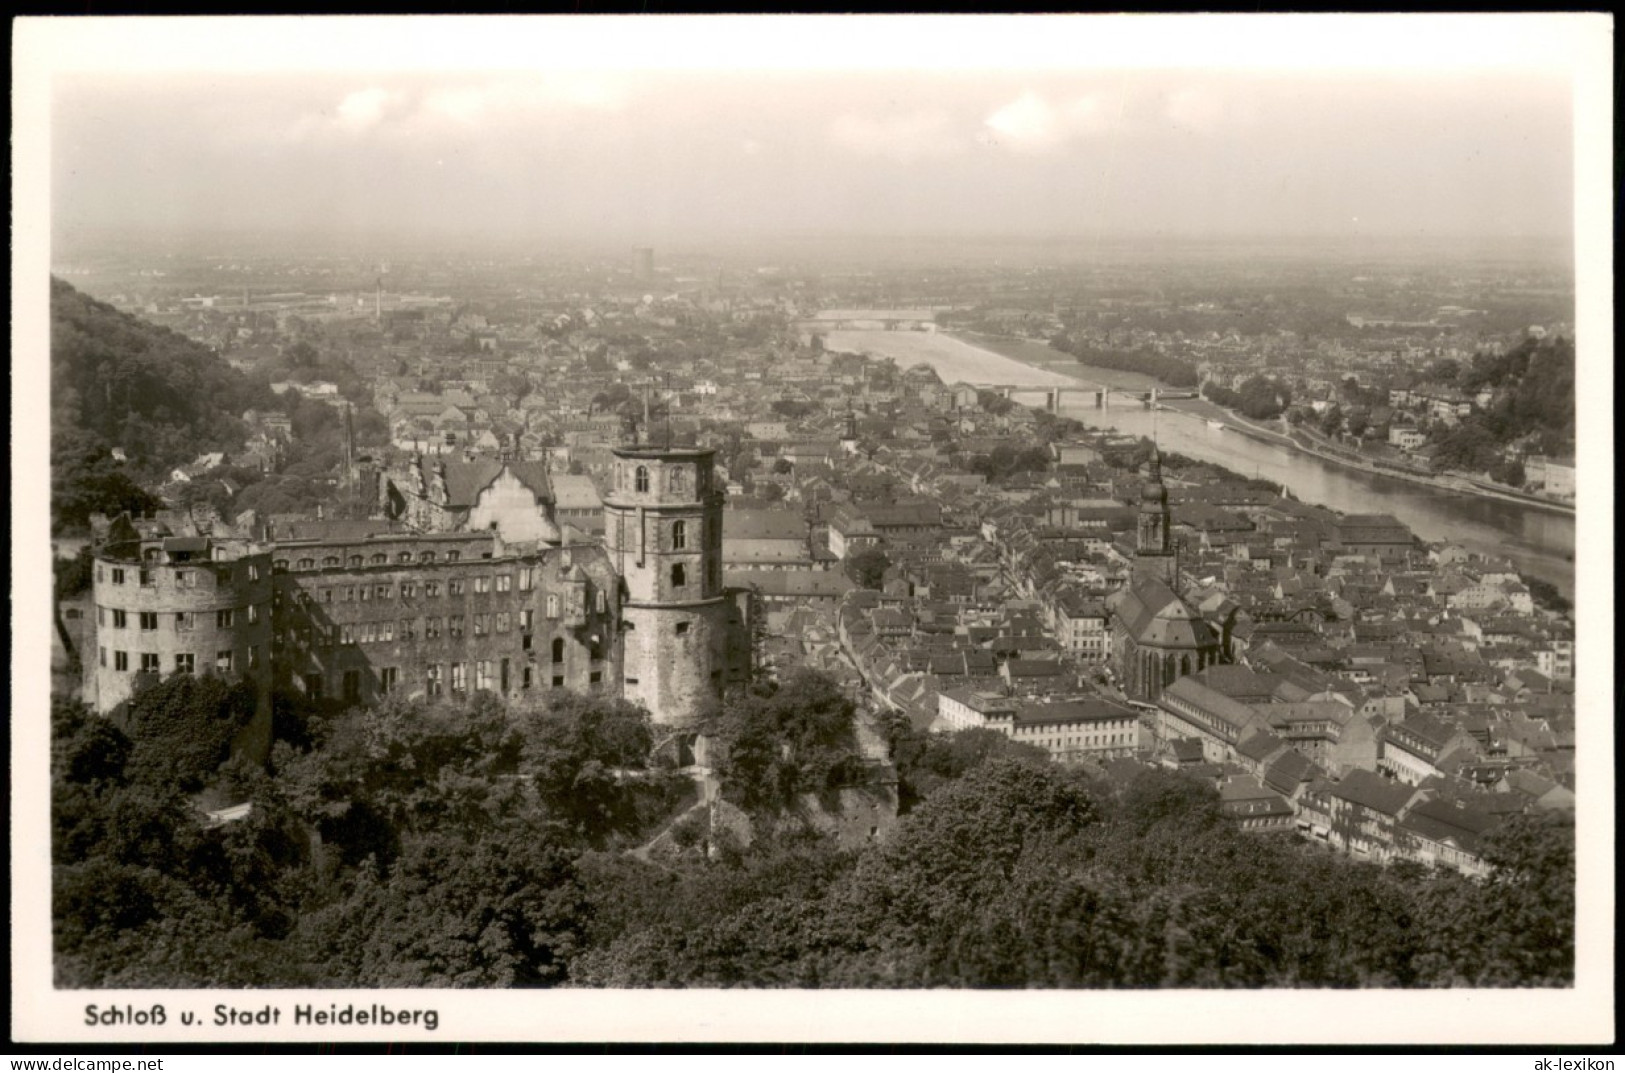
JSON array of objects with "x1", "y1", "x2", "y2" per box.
[
  {"x1": 121, "y1": 674, "x2": 260, "y2": 793},
  {"x1": 515, "y1": 692, "x2": 666, "y2": 844},
  {"x1": 845, "y1": 547, "x2": 890, "y2": 590},
  {"x1": 713, "y1": 669, "x2": 863, "y2": 813},
  {"x1": 772, "y1": 457, "x2": 794, "y2": 475}
]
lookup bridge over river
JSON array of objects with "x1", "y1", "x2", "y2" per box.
[{"x1": 985, "y1": 384, "x2": 1199, "y2": 412}]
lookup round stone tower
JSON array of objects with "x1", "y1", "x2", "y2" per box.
[
  {"x1": 88, "y1": 530, "x2": 275, "y2": 759},
  {"x1": 603, "y1": 444, "x2": 728, "y2": 727}
]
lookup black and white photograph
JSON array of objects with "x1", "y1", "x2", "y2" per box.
[{"x1": 11, "y1": 14, "x2": 1612, "y2": 1046}]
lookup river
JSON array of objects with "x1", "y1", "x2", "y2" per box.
[
  {"x1": 1068, "y1": 403, "x2": 1575, "y2": 597},
  {"x1": 824, "y1": 328, "x2": 1576, "y2": 598}
]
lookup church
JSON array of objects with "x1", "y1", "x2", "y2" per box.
[{"x1": 1107, "y1": 447, "x2": 1226, "y2": 702}]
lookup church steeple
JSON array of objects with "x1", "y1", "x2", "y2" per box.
[{"x1": 1134, "y1": 444, "x2": 1175, "y2": 583}]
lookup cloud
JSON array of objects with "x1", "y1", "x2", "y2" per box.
[
  {"x1": 982, "y1": 90, "x2": 1116, "y2": 152},
  {"x1": 335, "y1": 87, "x2": 408, "y2": 131},
  {"x1": 828, "y1": 110, "x2": 962, "y2": 163}
]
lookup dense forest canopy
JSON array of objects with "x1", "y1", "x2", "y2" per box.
[
  {"x1": 50, "y1": 278, "x2": 394, "y2": 533},
  {"x1": 51, "y1": 277, "x2": 275, "y2": 483}
]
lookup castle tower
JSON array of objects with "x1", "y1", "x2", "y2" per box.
[
  {"x1": 87, "y1": 527, "x2": 275, "y2": 760},
  {"x1": 603, "y1": 444, "x2": 728, "y2": 727},
  {"x1": 1133, "y1": 446, "x2": 1176, "y2": 585}
]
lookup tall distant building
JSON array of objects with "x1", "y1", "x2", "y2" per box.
[
  {"x1": 1107, "y1": 446, "x2": 1224, "y2": 702},
  {"x1": 632, "y1": 247, "x2": 655, "y2": 283},
  {"x1": 603, "y1": 444, "x2": 730, "y2": 727}
]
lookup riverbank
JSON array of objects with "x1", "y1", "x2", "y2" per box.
[{"x1": 1279, "y1": 426, "x2": 1576, "y2": 518}]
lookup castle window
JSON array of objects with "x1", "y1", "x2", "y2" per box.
[
  {"x1": 474, "y1": 577, "x2": 491, "y2": 594},
  {"x1": 111, "y1": 609, "x2": 127, "y2": 629},
  {"x1": 519, "y1": 568, "x2": 534, "y2": 591},
  {"x1": 175, "y1": 612, "x2": 194, "y2": 632},
  {"x1": 425, "y1": 581, "x2": 440, "y2": 598},
  {"x1": 552, "y1": 637, "x2": 565, "y2": 664},
  {"x1": 446, "y1": 551, "x2": 461, "y2": 563},
  {"x1": 635, "y1": 466, "x2": 650, "y2": 493},
  {"x1": 324, "y1": 556, "x2": 341, "y2": 568},
  {"x1": 297, "y1": 558, "x2": 315, "y2": 571},
  {"x1": 426, "y1": 665, "x2": 443, "y2": 696},
  {"x1": 111, "y1": 568, "x2": 125, "y2": 585},
  {"x1": 448, "y1": 580, "x2": 465, "y2": 596},
  {"x1": 348, "y1": 555, "x2": 363, "y2": 568},
  {"x1": 174, "y1": 653, "x2": 195, "y2": 674},
  {"x1": 380, "y1": 667, "x2": 397, "y2": 694},
  {"x1": 672, "y1": 521, "x2": 687, "y2": 549},
  {"x1": 476, "y1": 661, "x2": 493, "y2": 691},
  {"x1": 425, "y1": 617, "x2": 441, "y2": 639},
  {"x1": 398, "y1": 552, "x2": 413, "y2": 564},
  {"x1": 176, "y1": 570, "x2": 194, "y2": 588},
  {"x1": 474, "y1": 614, "x2": 488, "y2": 636},
  {"x1": 676, "y1": 621, "x2": 690, "y2": 636},
  {"x1": 217, "y1": 609, "x2": 234, "y2": 628},
  {"x1": 370, "y1": 554, "x2": 387, "y2": 565},
  {"x1": 144, "y1": 548, "x2": 161, "y2": 563},
  {"x1": 420, "y1": 552, "x2": 436, "y2": 564},
  {"x1": 595, "y1": 590, "x2": 607, "y2": 614},
  {"x1": 274, "y1": 560, "x2": 288, "y2": 574},
  {"x1": 139, "y1": 612, "x2": 158, "y2": 631},
  {"x1": 671, "y1": 563, "x2": 686, "y2": 588},
  {"x1": 450, "y1": 663, "x2": 466, "y2": 693},
  {"x1": 449, "y1": 615, "x2": 465, "y2": 638},
  {"x1": 496, "y1": 574, "x2": 512, "y2": 593},
  {"x1": 140, "y1": 653, "x2": 160, "y2": 673},
  {"x1": 114, "y1": 651, "x2": 129, "y2": 672},
  {"x1": 546, "y1": 594, "x2": 560, "y2": 618},
  {"x1": 495, "y1": 612, "x2": 510, "y2": 633},
  {"x1": 216, "y1": 650, "x2": 233, "y2": 673},
  {"x1": 248, "y1": 564, "x2": 260, "y2": 581}
]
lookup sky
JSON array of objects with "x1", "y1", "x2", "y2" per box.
[{"x1": 28, "y1": 16, "x2": 1594, "y2": 250}]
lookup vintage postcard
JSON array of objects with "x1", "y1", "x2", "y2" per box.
[{"x1": 11, "y1": 14, "x2": 1613, "y2": 1046}]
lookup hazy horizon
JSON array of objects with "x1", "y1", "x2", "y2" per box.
[{"x1": 42, "y1": 19, "x2": 1579, "y2": 254}]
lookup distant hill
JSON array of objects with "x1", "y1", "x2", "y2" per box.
[{"x1": 49, "y1": 277, "x2": 275, "y2": 532}]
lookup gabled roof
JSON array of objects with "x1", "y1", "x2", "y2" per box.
[
  {"x1": 1328, "y1": 769, "x2": 1415, "y2": 816},
  {"x1": 1109, "y1": 576, "x2": 1219, "y2": 651}
]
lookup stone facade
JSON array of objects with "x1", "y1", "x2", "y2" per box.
[
  {"x1": 88, "y1": 525, "x2": 275, "y2": 756},
  {"x1": 86, "y1": 443, "x2": 750, "y2": 734},
  {"x1": 269, "y1": 531, "x2": 620, "y2": 708},
  {"x1": 603, "y1": 445, "x2": 733, "y2": 728}
]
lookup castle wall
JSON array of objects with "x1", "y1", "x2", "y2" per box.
[
  {"x1": 89, "y1": 541, "x2": 274, "y2": 756},
  {"x1": 272, "y1": 537, "x2": 619, "y2": 707}
]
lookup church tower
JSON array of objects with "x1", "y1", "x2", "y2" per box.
[
  {"x1": 603, "y1": 444, "x2": 729, "y2": 727},
  {"x1": 1133, "y1": 446, "x2": 1176, "y2": 585}
]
